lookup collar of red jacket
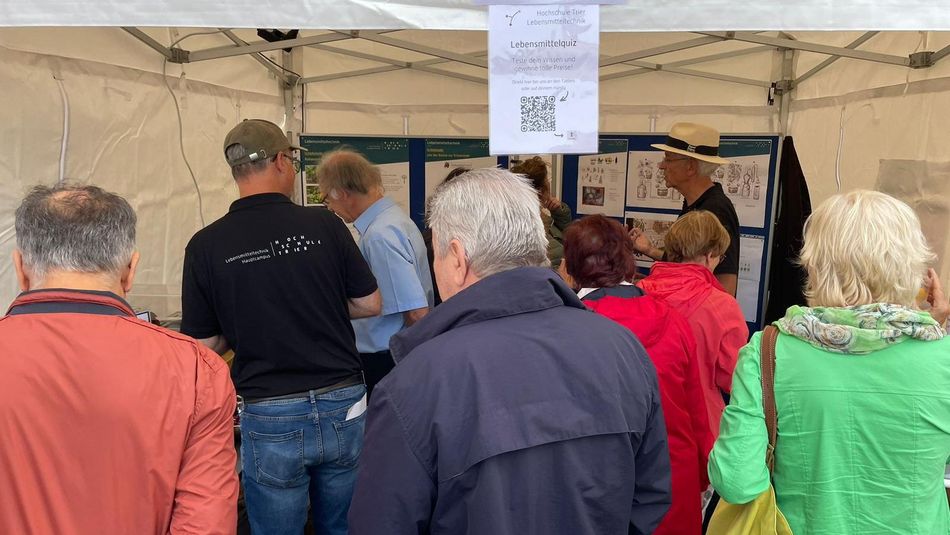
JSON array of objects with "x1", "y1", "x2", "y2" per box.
[{"x1": 7, "y1": 289, "x2": 135, "y2": 317}]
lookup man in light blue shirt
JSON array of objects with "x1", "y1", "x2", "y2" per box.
[{"x1": 317, "y1": 150, "x2": 434, "y2": 396}]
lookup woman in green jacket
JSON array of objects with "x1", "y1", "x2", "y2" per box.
[{"x1": 708, "y1": 190, "x2": 950, "y2": 534}]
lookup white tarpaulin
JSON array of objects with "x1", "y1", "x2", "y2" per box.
[
  {"x1": 5, "y1": 1, "x2": 950, "y2": 31},
  {"x1": 2, "y1": 23, "x2": 950, "y2": 313}
]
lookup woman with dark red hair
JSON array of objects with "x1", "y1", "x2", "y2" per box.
[{"x1": 560, "y1": 214, "x2": 714, "y2": 535}]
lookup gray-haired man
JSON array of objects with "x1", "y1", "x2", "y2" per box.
[
  {"x1": 2, "y1": 184, "x2": 238, "y2": 534},
  {"x1": 349, "y1": 168, "x2": 672, "y2": 535},
  {"x1": 181, "y1": 119, "x2": 381, "y2": 535}
]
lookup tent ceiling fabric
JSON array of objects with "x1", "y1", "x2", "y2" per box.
[{"x1": 5, "y1": 0, "x2": 950, "y2": 31}]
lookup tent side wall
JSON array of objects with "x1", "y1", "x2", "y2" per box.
[{"x1": 0, "y1": 29, "x2": 287, "y2": 313}]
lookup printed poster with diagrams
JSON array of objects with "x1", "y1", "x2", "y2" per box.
[
  {"x1": 625, "y1": 150, "x2": 685, "y2": 210},
  {"x1": 624, "y1": 210, "x2": 678, "y2": 269},
  {"x1": 424, "y1": 139, "x2": 497, "y2": 202},
  {"x1": 737, "y1": 234, "x2": 766, "y2": 322},
  {"x1": 300, "y1": 136, "x2": 411, "y2": 212},
  {"x1": 576, "y1": 138, "x2": 628, "y2": 217},
  {"x1": 715, "y1": 138, "x2": 774, "y2": 228}
]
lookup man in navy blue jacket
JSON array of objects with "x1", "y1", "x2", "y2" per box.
[{"x1": 349, "y1": 168, "x2": 672, "y2": 535}]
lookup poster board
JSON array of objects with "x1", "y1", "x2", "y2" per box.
[
  {"x1": 562, "y1": 133, "x2": 781, "y2": 332},
  {"x1": 299, "y1": 135, "x2": 508, "y2": 228}
]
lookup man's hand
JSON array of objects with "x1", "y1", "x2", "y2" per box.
[
  {"x1": 628, "y1": 227, "x2": 662, "y2": 261},
  {"x1": 925, "y1": 268, "x2": 949, "y2": 327}
]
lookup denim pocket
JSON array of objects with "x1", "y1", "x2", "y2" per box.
[
  {"x1": 332, "y1": 413, "x2": 365, "y2": 468},
  {"x1": 248, "y1": 429, "x2": 306, "y2": 488}
]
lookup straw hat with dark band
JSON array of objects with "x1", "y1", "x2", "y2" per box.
[{"x1": 650, "y1": 122, "x2": 730, "y2": 165}]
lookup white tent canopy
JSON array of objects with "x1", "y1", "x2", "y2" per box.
[
  {"x1": 6, "y1": 0, "x2": 950, "y2": 31},
  {"x1": 3, "y1": 5, "x2": 950, "y2": 314}
]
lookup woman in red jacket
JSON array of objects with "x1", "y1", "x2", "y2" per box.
[
  {"x1": 560, "y1": 214, "x2": 714, "y2": 535},
  {"x1": 637, "y1": 210, "x2": 748, "y2": 439}
]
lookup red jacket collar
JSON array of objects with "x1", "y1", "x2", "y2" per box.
[{"x1": 7, "y1": 289, "x2": 135, "y2": 316}]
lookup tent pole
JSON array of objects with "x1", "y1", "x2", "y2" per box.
[{"x1": 778, "y1": 49, "x2": 794, "y2": 136}]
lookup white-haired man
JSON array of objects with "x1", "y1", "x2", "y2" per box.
[
  {"x1": 349, "y1": 168, "x2": 672, "y2": 535},
  {"x1": 630, "y1": 122, "x2": 740, "y2": 295},
  {"x1": 2, "y1": 184, "x2": 238, "y2": 534}
]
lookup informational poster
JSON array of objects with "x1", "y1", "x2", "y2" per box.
[
  {"x1": 625, "y1": 150, "x2": 684, "y2": 210},
  {"x1": 624, "y1": 210, "x2": 678, "y2": 269},
  {"x1": 715, "y1": 139, "x2": 774, "y2": 228},
  {"x1": 737, "y1": 234, "x2": 766, "y2": 323},
  {"x1": 487, "y1": 4, "x2": 599, "y2": 155},
  {"x1": 424, "y1": 139, "x2": 497, "y2": 203},
  {"x1": 300, "y1": 136, "x2": 411, "y2": 213},
  {"x1": 576, "y1": 138, "x2": 628, "y2": 216}
]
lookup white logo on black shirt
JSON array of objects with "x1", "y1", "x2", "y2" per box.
[{"x1": 274, "y1": 235, "x2": 321, "y2": 256}]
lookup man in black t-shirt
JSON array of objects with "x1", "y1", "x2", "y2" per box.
[
  {"x1": 180, "y1": 119, "x2": 381, "y2": 535},
  {"x1": 630, "y1": 122, "x2": 740, "y2": 295}
]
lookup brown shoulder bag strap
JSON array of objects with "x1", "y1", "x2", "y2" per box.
[{"x1": 760, "y1": 325, "x2": 779, "y2": 473}]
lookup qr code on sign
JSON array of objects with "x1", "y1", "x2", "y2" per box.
[{"x1": 520, "y1": 96, "x2": 556, "y2": 132}]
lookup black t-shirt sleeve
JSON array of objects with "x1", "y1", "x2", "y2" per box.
[
  {"x1": 709, "y1": 203, "x2": 740, "y2": 276},
  {"x1": 332, "y1": 216, "x2": 378, "y2": 299},
  {"x1": 180, "y1": 240, "x2": 223, "y2": 339}
]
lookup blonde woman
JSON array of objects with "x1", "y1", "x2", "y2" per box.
[
  {"x1": 638, "y1": 210, "x2": 748, "y2": 438},
  {"x1": 709, "y1": 190, "x2": 950, "y2": 534}
]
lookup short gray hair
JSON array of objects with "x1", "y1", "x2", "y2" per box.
[
  {"x1": 696, "y1": 160, "x2": 721, "y2": 178},
  {"x1": 316, "y1": 149, "x2": 382, "y2": 195},
  {"x1": 428, "y1": 167, "x2": 549, "y2": 278},
  {"x1": 15, "y1": 184, "x2": 137, "y2": 280},
  {"x1": 800, "y1": 189, "x2": 934, "y2": 307},
  {"x1": 226, "y1": 143, "x2": 271, "y2": 179}
]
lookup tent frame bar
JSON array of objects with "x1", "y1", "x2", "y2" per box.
[
  {"x1": 187, "y1": 30, "x2": 395, "y2": 62},
  {"x1": 122, "y1": 27, "x2": 174, "y2": 60},
  {"x1": 345, "y1": 30, "x2": 488, "y2": 68},
  {"x1": 699, "y1": 31, "x2": 910, "y2": 67},
  {"x1": 794, "y1": 31, "x2": 879, "y2": 86},
  {"x1": 304, "y1": 43, "x2": 488, "y2": 84},
  {"x1": 219, "y1": 29, "x2": 292, "y2": 84},
  {"x1": 599, "y1": 35, "x2": 725, "y2": 67}
]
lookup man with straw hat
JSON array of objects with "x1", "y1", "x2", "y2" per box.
[{"x1": 630, "y1": 122, "x2": 740, "y2": 296}]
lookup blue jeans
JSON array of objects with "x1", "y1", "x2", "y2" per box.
[{"x1": 239, "y1": 384, "x2": 366, "y2": 535}]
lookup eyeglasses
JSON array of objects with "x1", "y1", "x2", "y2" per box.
[{"x1": 274, "y1": 152, "x2": 301, "y2": 173}]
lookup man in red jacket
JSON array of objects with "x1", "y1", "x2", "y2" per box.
[{"x1": 0, "y1": 184, "x2": 239, "y2": 534}]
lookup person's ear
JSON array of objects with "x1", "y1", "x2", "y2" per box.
[
  {"x1": 448, "y1": 239, "x2": 469, "y2": 288},
  {"x1": 121, "y1": 251, "x2": 140, "y2": 296},
  {"x1": 13, "y1": 250, "x2": 31, "y2": 291}
]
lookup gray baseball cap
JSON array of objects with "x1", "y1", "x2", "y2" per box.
[{"x1": 223, "y1": 119, "x2": 303, "y2": 167}]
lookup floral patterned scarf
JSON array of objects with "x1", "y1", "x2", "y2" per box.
[{"x1": 776, "y1": 303, "x2": 945, "y2": 354}]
